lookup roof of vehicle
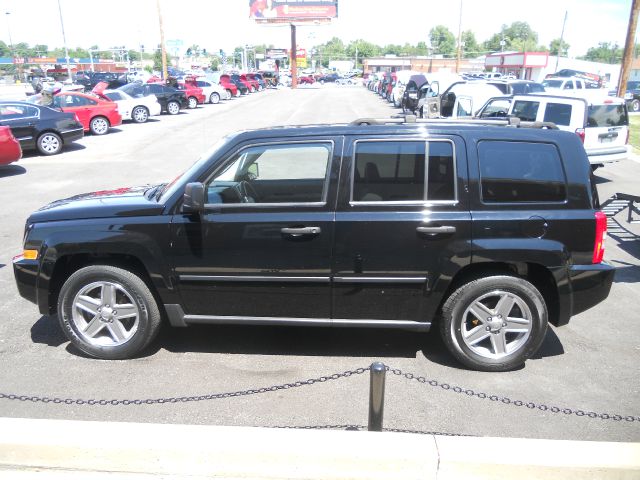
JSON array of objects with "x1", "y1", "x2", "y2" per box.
[{"x1": 513, "y1": 92, "x2": 625, "y2": 104}]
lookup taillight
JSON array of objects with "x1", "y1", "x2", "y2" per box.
[
  {"x1": 575, "y1": 128, "x2": 585, "y2": 143},
  {"x1": 593, "y1": 211, "x2": 607, "y2": 263}
]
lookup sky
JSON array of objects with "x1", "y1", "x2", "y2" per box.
[{"x1": 2, "y1": 0, "x2": 635, "y2": 58}]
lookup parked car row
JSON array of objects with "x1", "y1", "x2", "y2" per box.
[
  {"x1": 0, "y1": 72, "x2": 270, "y2": 158},
  {"x1": 365, "y1": 72, "x2": 631, "y2": 170}
]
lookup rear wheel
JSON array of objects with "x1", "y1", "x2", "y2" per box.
[
  {"x1": 187, "y1": 96, "x2": 198, "y2": 109},
  {"x1": 439, "y1": 275, "x2": 548, "y2": 372},
  {"x1": 209, "y1": 92, "x2": 220, "y2": 104},
  {"x1": 36, "y1": 132, "x2": 62, "y2": 155},
  {"x1": 89, "y1": 116, "x2": 110, "y2": 135},
  {"x1": 631, "y1": 99, "x2": 640, "y2": 112},
  {"x1": 131, "y1": 106, "x2": 149, "y2": 123},
  {"x1": 166, "y1": 100, "x2": 180, "y2": 115},
  {"x1": 226, "y1": 89, "x2": 233, "y2": 99},
  {"x1": 57, "y1": 265, "x2": 162, "y2": 360}
]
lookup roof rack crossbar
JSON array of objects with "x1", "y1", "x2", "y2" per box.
[{"x1": 350, "y1": 116, "x2": 558, "y2": 130}]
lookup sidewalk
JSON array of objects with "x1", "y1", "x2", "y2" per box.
[{"x1": 0, "y1": 417, "x2": 638, "y2": 479}]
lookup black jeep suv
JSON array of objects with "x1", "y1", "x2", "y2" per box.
[{"x1": 13, "y1": 118, "x2": 614, "y2": 371}]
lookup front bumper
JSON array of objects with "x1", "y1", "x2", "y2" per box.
[{"x1": 13, "y1": 256, "x2": 39, "y2": 307}]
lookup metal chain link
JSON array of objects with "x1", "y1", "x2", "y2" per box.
[
  {"x1": 386, "y1": 367, "x2": 640, "y2": 423},
  {"x1": 0, "y1": 367, "x2": 368, "y2": 407}
]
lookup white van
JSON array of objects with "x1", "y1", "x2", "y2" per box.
[
  {"x1": 541, "y1": 76, "x2": 601, "y2": 92},
  {"x1": 477, "y1": 93, "x2": 630, "y2": 168}
]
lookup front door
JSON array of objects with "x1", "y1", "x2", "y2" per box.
[
  {"x1": 171, "y1": 138, "x2": 341, "y2": 320},
  {"x1": 332, "y1": 136, "x2": 471, "y2": 323}
]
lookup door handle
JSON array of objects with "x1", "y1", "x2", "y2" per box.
[
  {"x1": 281, "y1": 226, "x2": 321, "y2": 236},
  {"x1": 416, "y1": 225, "x2": 456, "y2": 235}
]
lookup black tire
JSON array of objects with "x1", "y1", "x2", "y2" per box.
[
  {"x1": 209, "y1": 92, "x2": 220, "y2": 104},
  {"x1": 631, "y1": 99, "x2": 640, "y2": 112},
  {"x1": 57, "y1": 265, "x2": 162, "y2": 360},
  {"x1": 187, "y1": 97, "x2": 198, "y2": 109},
  {"x1": 36, "y1": 131, "x2": 62, "y2": 155},
  {"x1": 439, "y1": 275, "x2": 548, "y2": 372},
  {"x1": 166, "y1": 100, "x2": 180, "y2": 115},
  {"x1": 131, "y1": 106, "x2": 149, "y2": 123},
  {"x1": 89, "y1": 116, "x2": 110, "y2": 135},
  {"x1": 226, "y1": 89, "x2": 233, "y2": 99}
]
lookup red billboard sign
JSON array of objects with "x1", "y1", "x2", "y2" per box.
[{"x1": 249, "y1": 0, "x2": 337, "y2": 21}]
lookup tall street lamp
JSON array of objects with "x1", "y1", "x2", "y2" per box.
[
  {"x1": 5, "y1": 12, "x2": 15, "y2": 79},
  {"x1": 56, "y1": 0, "x2": 73, "y2": 82}
]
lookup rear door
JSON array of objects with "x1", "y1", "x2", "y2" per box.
[
  {"x1": 332, "y1": 135, "x2": 471, "y2": 324},
  {"x1": 584, "y1": 102, "x2": 629, "y2": 154},
  {"x1": 0, "y1": 104, "x2": 39, "y2": 147}
]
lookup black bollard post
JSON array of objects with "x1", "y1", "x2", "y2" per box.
[{"x1": 368, "y1": 362, "x2": 386, "y2": 432}]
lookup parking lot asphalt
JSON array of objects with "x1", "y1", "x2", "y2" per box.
[{"x1": 0, "y1": 85, "x2": 638, "y2": 442}]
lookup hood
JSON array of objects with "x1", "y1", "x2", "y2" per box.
[{"x1": 29, "y1": 185, "x2": 165, "y2": 224}]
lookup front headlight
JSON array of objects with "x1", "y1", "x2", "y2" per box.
[{"x1": 624, "y1": 93, "x2": 633, "y2": 99}]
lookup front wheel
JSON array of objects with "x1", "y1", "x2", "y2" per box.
[
  {"x1": 209, "y1": 92, "x2": 220, "y2": 104},
  {"x1": 439, "y1": 275, "x2": 548, "y2": 372},
  {"x1": 57, "y1": 265, "x2": 162, "y2": 360},
  {"x1": 89, "y1": 116, "x2": 110, "y2": 135},
  {"x1": 631, "y1": 99, "x2": 640, "y2": 112},
  {"x1": 36, "y1": 132, "x2": 62, "y2": 155},
  {"x1": 131, "y1": 106, "x2": 149, "y2": 123},
  {"x1": 187, "y1": 96, "x2": 198, "y2": 109},
  {"x1": 166, "y1": 100, "x2": 180, "y2": 115}
]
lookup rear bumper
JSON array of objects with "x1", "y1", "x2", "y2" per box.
[
  {"x1": 586, "y1": 145, "x2": 630, "y2": 165},
  {"x1": 60, "y1": 127, "x2": 84, "y2": 144},
  {"x1": 568, "y1": 262, "x2": 615, "y2": 318}
]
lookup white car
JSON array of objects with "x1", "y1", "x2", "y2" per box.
[
  {"x1": 195, "y1": 79, "x2": 230, "y2": 103},
  {"x1": 100, "y1": 89, "x2": 161, "y2": 123}
]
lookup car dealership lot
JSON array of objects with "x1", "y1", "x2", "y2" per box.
[{"x1": 0, "y1": 85, "x2": 638, "y2": 442}]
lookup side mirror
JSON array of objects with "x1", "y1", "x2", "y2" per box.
[{"x1": 182, "y1": 182, "x2": 205, "y2": 214}]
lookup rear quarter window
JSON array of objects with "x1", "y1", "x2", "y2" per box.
[{"x1": 478, "y1": 141, "x2": 567, "y2": 203}]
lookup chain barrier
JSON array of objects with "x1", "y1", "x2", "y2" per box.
[
  {"x1": 271, "y1": 424, "x2": 465, "y2": 436},
  {"x1": 0, "y1": 365, "x2": 637, "y2": 424},
  {"x1": 386, "y1": 366, "x2": 640, "y2": 423}
]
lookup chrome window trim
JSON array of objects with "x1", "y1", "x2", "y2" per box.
[
  {"x1": 349, "y1": 138, "x2": 458, "y2": 205},
  {"x1": 202, "y1": 139, "x2": 335, "y2": 209},
  {"x1": 333, "y1": 276, "x2": 427, "y2": 284}
]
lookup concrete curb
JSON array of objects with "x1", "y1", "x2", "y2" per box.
[{"x1": 0, "y1": 418, "x2": 638, "y2": 479}]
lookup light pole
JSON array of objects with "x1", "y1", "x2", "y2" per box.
[
  {"x1": 56, "y1": 0, "x2": 73, "y2": 82},
  {"x1": 5, "y1": 12, "x2": 15, "y2": 80}
]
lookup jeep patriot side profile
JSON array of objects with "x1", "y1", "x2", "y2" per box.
[{"x1": 13, "y1": 121, "x2": 614, "y2": 371}]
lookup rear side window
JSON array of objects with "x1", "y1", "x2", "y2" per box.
[
  {"x1": 512, "y1": 100, "x2": 539, "y2": 122},
  {"x1": 587, "y1": 104, "x2": 628, "y2": 127},
  {"x1": 543, "y1": 103, "x2": 573, "y2": 126},
  {"x1": 478, "y1": 141, "x2": 567, "y2": 203},
  {"x1": 352, "y1": 140, "x2": 455, "y2": 202}
]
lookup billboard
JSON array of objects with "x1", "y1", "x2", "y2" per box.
[{"x1": 249, "y1": 0, "x2": 337, "y2": 21}]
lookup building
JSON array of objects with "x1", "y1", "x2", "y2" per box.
[
  {"x1": 485, "y1": 51, "x2": 621, "y2": 87},
  {"x1": 363, "y1": 55, "x2": 484, "y2": 74}
]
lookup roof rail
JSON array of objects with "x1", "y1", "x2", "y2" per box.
[{"x1": 350, "y1": 115, "x2": 558, "y2": 130}]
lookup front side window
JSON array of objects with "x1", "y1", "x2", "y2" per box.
[
  {"x1": 206, "y1": 143, "x2": 331, "y2": 205},
  {"x1": 478, "y1": 141, "x2": 567, "y2": 203},
  {"x1": 352, "y1": 140, "x2": 455, "y2": 203},
  {"x1": 511, "y1": 100, "x2": 540, "y2": 122},
  {"x1": 479, "y1": 98, "x2": 511, "y2": 118}
]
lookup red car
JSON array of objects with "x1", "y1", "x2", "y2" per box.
[
  {"x1": 0, "y1": 125, "x2": 22, "y2": 165},
  {"x1": 218, "y1": 74, "x2": 239, "y2": 97},
  {"x1": 299, "y1": 75, "x2": 315, "y2": 85},
  {"x1": 240, "y1": 74, "x2": 259, "y2": 93},
  {"x1": 177, "y1": 76, "x2": 206, "y2": 109},
  {"x1": 52, "y1": 92, "x2": 122, "y2": 135}
]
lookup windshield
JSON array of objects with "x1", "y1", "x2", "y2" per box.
[{"x1": 542, "y1": 80, "x2": 563, "y2": 88}]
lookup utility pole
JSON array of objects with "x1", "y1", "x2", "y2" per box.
[
  {"x1": 455, "y1": 0, "x2": 463, "y2": 73},
  {"x1": 290, "y1": 23, "x2": 298, "y2": 89},
  {"x1": 156, "y1": 0, "x2": 168, "y2": 81},
  {"x1": 56, "y1": 0, "x2": 73, "y2": 82},
  {"x1": 555, "y1": 11, "x2": 568, "y2": 72},
  {"x1": 618, "y1": 0, "x2": 640, "y2": 97}
]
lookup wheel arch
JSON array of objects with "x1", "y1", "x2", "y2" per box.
[{"x1": 433, "y1": 261, "x2": 561, "y2": 326}]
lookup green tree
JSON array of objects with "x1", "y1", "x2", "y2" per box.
[
  {"x1": 0, "y1": 40, "x2": 10, "y2": 57},
  {"x1": 429, "y1": 25, "x2": 456, "y2": 56},
  {"x1": 210, "y1": 56, "x2": 220, "y2": 70},
  {"x1": 581, "y1": 42, "x2": 623, "y2": 64},
  {"x1": 382, "y1": 43, "x2": 403, "y2": 55},
  {"x1": 549, "y1": 38, "x2": 570, "y2": 56},
  {"x1": 153, "y1": 49, "x2": 172, "y2": 71},
  {"x1": 482, "y1": 22, "x2": 541, "y2": 53},
  {"x1": 461, "y1": 30, "x2": 480, "y2": 58},
  {"x1": 127, "y1": 49, "x2": 140, "y2": 61},
  {"x1": 345, "y1": 39, "x2": 381, "y2": 63}
]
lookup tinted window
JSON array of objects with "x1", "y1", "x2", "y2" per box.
[
  {"x1": 587, "y1": 104, "x2": 628, "y2": 127},
  {"x1": 206, "y1": 143, "x2": 331, "y2": 204},
  {"x1": 627, "y1": 81, "x2": 640, "y2": 90},
  {"x1": 528, "y1": 83, "x2": 545, "y2": 93},
  {"x1": 353, "y1": 141, "x2": 425, "y2": 202},
  {"x1": 512, "y1": 100, "x2": 540, "y2": 122},
  {"x1": 427, "y1": 142, "x2": 455, "y2": 201},
  {"x1": 479, "y1": 98, "x2": 511, "y2": 118},
  {"x1": 543, "y1": 103, "x2": 573, "y2": 126},
  {"x1": 478, "y1": 141, "x2": 566, "y2": 203},
  {"x1": 120, "y1": 84, "x2": 145, "y2": 97},
  {"x1": 148, "y1": 84, "x2": 163, "y2": 94},
  {"x1": 542, "y1": 80, "x2": 563, "y2": 88},
  {"x1": 104, "y1": 91, "x2": 124, "y2": 101},
  {"x1": 0, "y1": 104, "x2": 38, "y2": 118}
]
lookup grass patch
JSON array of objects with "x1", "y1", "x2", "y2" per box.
[{"x1": 630, "y1": 115, "x2": 640, "y2": 153}]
